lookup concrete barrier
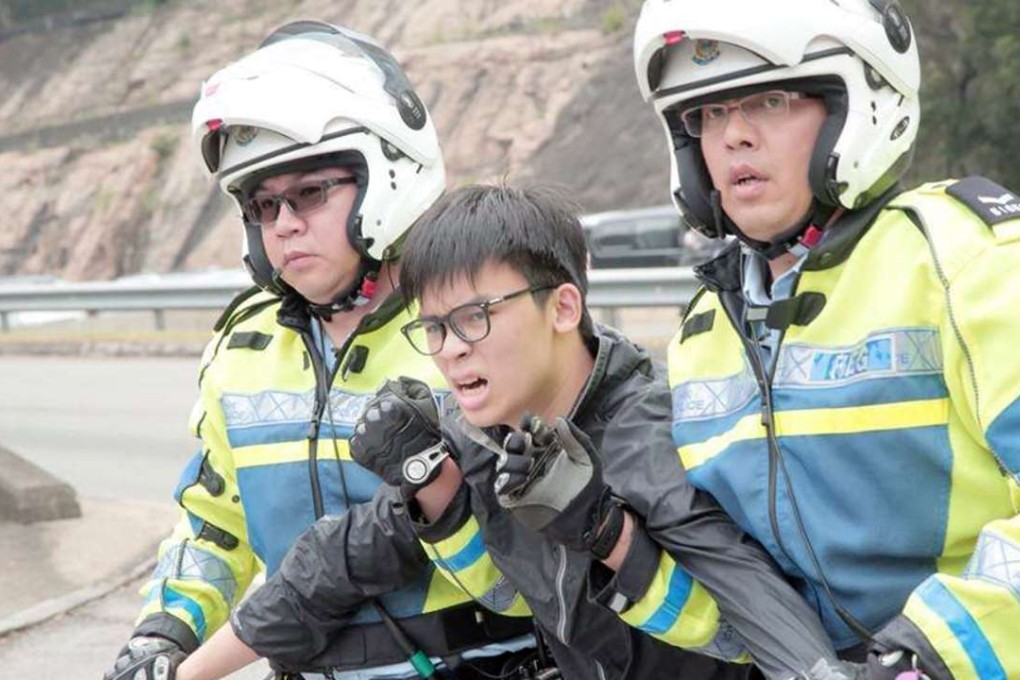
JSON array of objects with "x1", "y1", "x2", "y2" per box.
[{"x1": 0, "y1": 444, "x2": 81, "y2": 523}]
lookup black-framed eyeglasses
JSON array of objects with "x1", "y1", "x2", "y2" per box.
[
  {"x1": 242, "y1": 176, "x2": 358, "y2": 225},
  {"x1": 676, "y1": 90, "x2": 811, "y2": 138},
  {"x1": 401, "y1": 285, "x2": 556, "y2": 356}
]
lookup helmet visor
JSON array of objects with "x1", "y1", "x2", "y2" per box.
[{"x1": 260, "y1": 21, "x2": 426, "y2": 130}]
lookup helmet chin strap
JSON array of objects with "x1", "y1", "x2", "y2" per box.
[
  {"x1": 710, "y1": 190, "x2": 832, "y2": 260},
  {"x1": 280, "y1": 259, "x2": 382, "y2": 322}
]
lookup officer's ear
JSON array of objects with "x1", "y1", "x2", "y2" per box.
[{"x1": 549, "y1": 283, "x2": 584, "y2": 335}]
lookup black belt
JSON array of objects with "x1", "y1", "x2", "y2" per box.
[{"x1": 301, "y1": 603, "x2": 535, "y2": 673}]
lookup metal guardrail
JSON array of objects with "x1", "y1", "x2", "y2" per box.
[
  {"x1": 0, "y1": 268, "x2": 700, "y2": 332},
  {"x1": 585, "y1": 267, "x2": 699, "y2": 307}
]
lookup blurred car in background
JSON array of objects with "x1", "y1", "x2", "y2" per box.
[{"x1": 581, "y1": 205, "x2": 725, "y2": 269}]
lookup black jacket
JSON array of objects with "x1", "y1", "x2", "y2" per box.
[{"x1": 235, "y1": 327, "x2": 834, "y2": 678}]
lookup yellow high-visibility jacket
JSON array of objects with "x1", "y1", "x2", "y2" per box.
[
  {"x1": 134, "y1": 289, "x2": 487, "y2": 670},
  {"x1": 668, "y1": 178, "x2": 1020, "y2": 679}
]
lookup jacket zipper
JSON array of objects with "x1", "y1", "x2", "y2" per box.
[
  {"x1": 716, "y1": 299, "x2": 803, "y2": 576},
  {"x1": 557, "y1": 550, "x2": 606, "y2": 678},
  {"x1": 718, "y1": 287, "x2": 874, "y2": 641},
  {"x1": 303, "y1": 317, "x2": 370, "y2": 520},
  {"x1": 285, "y1": 302, "x2": 440, "y2": 675},
  {"x1": 302, "y1": 329, "x2": 330, "y2": 520}
]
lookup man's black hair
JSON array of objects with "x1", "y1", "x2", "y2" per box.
[{"x1": 400, "y1": 183, "x2": 593, "y2": 337}]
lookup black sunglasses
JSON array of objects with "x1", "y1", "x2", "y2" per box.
[{"x1": 242, "y1": 176, "x2": 357, "y2": 225}]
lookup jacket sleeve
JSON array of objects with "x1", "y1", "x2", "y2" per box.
[
  {"x1": 133, "y1": 336, "x2": 260, "y2": 649},
  {"x1": 591, "y1": 376, "x2": 839, "y2": 679},
  {"x1": 229, "y1": 484, "x2": 431, "y2": 667},
  {"x1": 874, "y1": 223, "x2": 1020, "y2": 679},
  {"x1": 410, "y1": 456, "x2": 533, "y2": 618}
]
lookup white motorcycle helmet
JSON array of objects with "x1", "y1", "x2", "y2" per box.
[
  {"x1": 192, "y1": 20, "x2": 444, "y2": 309},
  {"x1": 633, "y1": 0, "x2": 920, "y2": 248}
]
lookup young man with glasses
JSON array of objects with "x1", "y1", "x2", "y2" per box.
[
  {"x1": 633, "y1": 1, "x2": 1020, "y2": 678},
  {"x1": 103, "y1": 22, "x2": 534, "y2": 680},
  {"x1": 219, "y1": 183, "x2": 872, "y2": 679}
]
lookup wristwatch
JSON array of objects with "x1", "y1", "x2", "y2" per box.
[
  {"x1": 402, "y1": 442, "x2": 450, "y2": 489},
  {"x1": 587, "y1": 497, "x2": 626, "y2": 561}
]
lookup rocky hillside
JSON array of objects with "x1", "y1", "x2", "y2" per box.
[{"x1": 0, "y1": 0, "x2": 668, "y2": 281}]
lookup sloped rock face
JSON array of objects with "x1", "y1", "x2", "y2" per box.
[{"x1": 0, "y1": 0, "x2": 667, "y2": 281}]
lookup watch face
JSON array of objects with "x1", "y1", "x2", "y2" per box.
[
  {"x1": 403, "y1": 457, "x2": 430, "y2": 484},
  {"x1": 402, "y1": 444, "x2": 449, "y2": 486}
]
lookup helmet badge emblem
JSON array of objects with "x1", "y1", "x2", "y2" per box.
[
  {"x1": 692, "y1": 39, "x2": 720, "y2": 66},
  {"x1": 233, "y1": 125, "x2": 259, "y2": 147}
]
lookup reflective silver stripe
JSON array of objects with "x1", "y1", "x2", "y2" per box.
[
  {"x1": 687, "y1": 618, "x2": 748, "y2": 662},
  {"x1": 152, "y1": 541, "x2": 238, "y2": 606},
  {"x1": 476, "y1": 573, "x2": 521, "y2": 613},
  {"x1": 220, "y1": 388, "x2": 371, "y2": 428},
  {"x1": 672, "y1": 329, "x2": 944, "y2": 421},
  {"x1": 221, "y1": 387, "x2": 449, "y2": 428},
  {"x1": 671, "y1": 366, "x2": 758, "y2": 422},
  {"x1": 556, "y1": 545, "x2": 569, "y2": 643},
  {"x1": 963, "y1": 530, "x2": 1020, "y2": 599},
  {"x1": 221, "y1": 388, "x2": 315, "y2": 427},
  {"x1": 774, "y1": 328, "x2": 943, "y2": 388}
]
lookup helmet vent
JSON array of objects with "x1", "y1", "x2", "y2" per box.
[{"x1": 890, "y1": 116, "x2": 910, "y2": 140}]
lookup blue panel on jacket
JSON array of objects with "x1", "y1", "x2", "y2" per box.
[{"x1": 688, "y1": 425, "x2": 950, "y2": 649}]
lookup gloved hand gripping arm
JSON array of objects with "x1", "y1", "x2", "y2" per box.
[
  {"x1": 494, "y1": 415, "x2": 626, "y2": 562},
  {"x1": 350, "y1": 377, "x2": 462, "y2": 522},
  {"x1": 349, "y1": 378, "x2": 525, "y2": 611},
  {"x1": 350, "y1": 377, "x2": 448, "y2": 493}
]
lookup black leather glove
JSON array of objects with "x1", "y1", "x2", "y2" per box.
[
  {"x1": 494, "y1": 415, "x2": 624, "y2": 560},
  {"x1": 350, "y1": 377, "x2": 448, "y2": 495},
  {"x1": 103, "y1": 636, "x2": 187, "y2": 680}
]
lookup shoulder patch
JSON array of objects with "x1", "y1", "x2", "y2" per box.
[
  {"x1": 681, "y1": 310, "x2": 715, "y2": 343},
  {"x1": 945, "y1": 176, "x2": 1020, "y2": 226},
  {"x1": 227, "y1": 331, "x2": 272, "y2": 351},
  {"x1": 197, "y1": 521, "x2": 239, "y2": 550}
]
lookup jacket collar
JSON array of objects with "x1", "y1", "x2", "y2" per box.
[
  {"x1": 694, "y1": 241, "x2": 743, "y2": 293},
  {"x1": 568, "y1": 325, "x2": 651, "y2": 420},
  {"x1": 802, "y1": 186, "x2": 899, "y2": 272},
  {"x1": 275, "y1": 288, "x2": 409, "y2": 335},
  {"x1": 694, "y1": 186, "x2": 901, "y2": 292}
]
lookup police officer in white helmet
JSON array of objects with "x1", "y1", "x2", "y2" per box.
[
  {"x1": 104, "y1": 21, "x2": 535, "y2": 680},
  {"x1": 635, "y1": 1, "x2": 1020, "y2": 678}
]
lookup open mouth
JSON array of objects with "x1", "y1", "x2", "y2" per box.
[
  {"x1": 730, "y1": 164, "x2": 765, "y2": 188},
  {"x1": 733, "y1": 171, "x2": 764, "y2": 186},
  {"x1": 456, "y1": 377, "x2": 488, "y2": 395}
]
